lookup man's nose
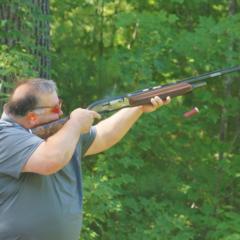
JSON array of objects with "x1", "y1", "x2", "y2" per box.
[{"x1": 59, "y1": 110, "x2": 63, "y2": 116}]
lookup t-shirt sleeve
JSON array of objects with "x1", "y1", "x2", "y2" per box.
[
  {"x1": 80, "y1": 126, "x2": 97, "y2": 156},
  {"x1": 0, "y1": 126, "x2": 44, "y2": 179}
]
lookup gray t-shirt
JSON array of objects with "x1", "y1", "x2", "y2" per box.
[{"x1": 0, "y1": 114, "x2": 96, "y2": 240}]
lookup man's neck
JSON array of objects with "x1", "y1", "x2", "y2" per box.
[
  {"x1": 3, "y1": 112, "x2": 31, "y2": 129},
  {"x1": 15, "y1": 118, "x2": 31, "y2": 129}
]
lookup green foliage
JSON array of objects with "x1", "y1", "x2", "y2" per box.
[
  {"x1": 2, "y1": 0, "x2": 240, "y2": 239},
  {"x1": 0, "y1": 45, "x2": 37, "y2": 79},
  {"x1": 0, "y1": 1, "x2": 46, "y2": 107},
  {"x1": 0, "y1": 0, "x2": 52, "y2": 105},
  {"x1": 50, "y1": 0, "x2": 240, "y2": 238}
]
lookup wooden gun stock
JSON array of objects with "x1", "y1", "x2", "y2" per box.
[{"x1": 31, "y1": 117, "x2": 68, "y2": 139}]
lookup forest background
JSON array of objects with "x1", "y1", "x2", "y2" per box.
[{"x1": 0, "y1": 0, "x2": 240, "y2": 239}]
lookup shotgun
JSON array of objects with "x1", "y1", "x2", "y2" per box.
[{"x1": 32, "y1": 65, "x2": 240, "y2": 139}]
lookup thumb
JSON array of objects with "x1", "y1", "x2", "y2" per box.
[{"x1": 91, "y1": 111, "x2": 101, "y2": 120}]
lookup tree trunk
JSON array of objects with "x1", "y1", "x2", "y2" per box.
[
  {"x1": 228, "y1": 0, "x2": 240, "y2": 154},
  {"x1": 219, "y1": 0, "x2": 238, "y2": 158},
  {"x1": 0, "y1": 0, "x2": 51, "y2": 77},
  {"x1": 0, "y1": 0, "x2": 51, "y2": 109},
  {"x1": 32, "y1": 0, "x2": 51, "y2": 79}
]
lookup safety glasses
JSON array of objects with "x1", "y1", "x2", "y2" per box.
[{"x1": 34, "y1": 99, "x2": 63, "y2": 114}]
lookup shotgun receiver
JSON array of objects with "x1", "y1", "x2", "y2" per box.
[{"x1": 32, "y1": 65, "x2": 240, "y2": 139}]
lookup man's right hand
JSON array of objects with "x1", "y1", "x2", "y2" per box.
[{"x1": 70, "y1": 108, "x2": 101, "y2": 133}]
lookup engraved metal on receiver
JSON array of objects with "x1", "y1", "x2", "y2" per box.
[{"x1": 88, "y1": 97, "x2": 130, "y2": 113}]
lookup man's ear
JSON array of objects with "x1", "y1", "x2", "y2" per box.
[{"x1": 26, "y1": 112, "x2": 38, "y2": 123}]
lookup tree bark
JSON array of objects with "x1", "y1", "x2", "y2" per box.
[
  {"x1": 32, "y1": 0, "x2": 51, "y2": 79},
  {"x1": 0, "y1": 0, "x2": 51, "y2": 109},
  {"x1": 0, "y1": 0, "x2": 51, "y2": 78},
  {"x1": 219, "y1": 0, "x2": 238, "y2": 159}
]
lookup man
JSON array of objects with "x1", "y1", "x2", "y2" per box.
[{"x1": 0, "y1": 78, "x2": 170, "y2": 240}]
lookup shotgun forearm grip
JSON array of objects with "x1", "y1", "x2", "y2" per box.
[{"x1": 127, "y1": 82, "x2": 193, "y2": 106}]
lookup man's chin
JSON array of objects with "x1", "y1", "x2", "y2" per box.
[{"x1": 35, "y1": 116, "x2": 60, "y2": 127}]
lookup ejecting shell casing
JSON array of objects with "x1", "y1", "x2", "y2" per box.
[{"x1": 184, "y1": 107, "x2": 199, "y2": 118}]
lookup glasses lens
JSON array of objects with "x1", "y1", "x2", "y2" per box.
[
  {"x1": 51, "y1": 106, "x2": 60, "y2": 113},
  {"x1": 51, "y1": 99, "x2": 62, "y2": 114}
]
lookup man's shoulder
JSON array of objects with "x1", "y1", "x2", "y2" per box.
[
  {"x1": 0, "y1": 119, "x2": 14, "y2": 128},
  {"x1": 0, "y1": 119, "x2": 25, "y2": 135},
  {"x1": 0, "y1": 119, "x2": 37, "y2": 143}
]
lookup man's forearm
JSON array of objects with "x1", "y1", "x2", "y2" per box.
[
  {"x1": 95, "y1": 106, "x2": 143, "y2": 147},
  {"x1": 23, "y1": 118, "x2": 82, "y2": 175},
  {"x1": 85, "y1": 96, "x2": 167, "y2": 156}
]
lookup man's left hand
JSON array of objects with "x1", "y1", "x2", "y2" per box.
[{"x1": 141, "y1": 96, "x2": 171, "y2": 113}]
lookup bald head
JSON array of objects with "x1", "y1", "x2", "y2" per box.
[
  {"x1": 11, "y1": 84, "x2": 33, "y2": 102},
  {"x1": 6, "y1": 78, "x2": 57, "y2": 117}
]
